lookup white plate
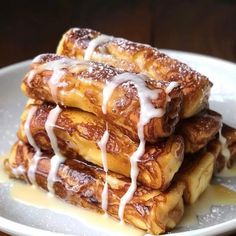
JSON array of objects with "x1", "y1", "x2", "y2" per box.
[{"x1": 0, "y1": 50, "x2": 236, "y2": 236}]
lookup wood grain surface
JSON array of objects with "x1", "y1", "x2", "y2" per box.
[{"x1": 0, "y1": 0, "x2": 235, "y2": 235}]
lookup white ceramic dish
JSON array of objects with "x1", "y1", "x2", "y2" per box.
[{"x1": 0, "y1": 50, "x2": 236, "y2": 236}]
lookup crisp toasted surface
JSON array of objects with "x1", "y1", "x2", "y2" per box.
[
  {"x1": 22, "y1": 54, "x2": 183, "y2": 143},
  {"x1": 209, "y1": 124, "x2": 236, "y2": 172},
  {"x1": 17, "y1": 101, "x2": 184, "y2": 190},
  {"x1": 176, "y1": 151, "x2": 215, "y2": 204},
  {"x1": 177, "y1": 109, "x2": 222, "y2": 153},
  {"x1": 57, "y1": 27, "x2": 212, "y2": 118},
  {"x1": 5, "y1": 141, "x2": 185, "y2": 235},
  {"x1": 177, "y1": 123, "x2": 236, "y2": 204},
  {"x1": 222, "y1": 124, "x2": 236, "y2": 167}
]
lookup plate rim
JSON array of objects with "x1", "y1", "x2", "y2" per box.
[
  {"x1": 0, "y1": 50, "x2": 236, "y2": 236},
  {"x1": 161, "y1": 49, "x2": 236, "y2": 67},
  {"x1": 0, "y1": 214, "x2": 73, "y2": 236},
  {"x1": 0, "y1": 60, "x2": 31, "y2": 76}
]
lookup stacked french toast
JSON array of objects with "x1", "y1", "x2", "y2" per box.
[{"x1": 5, "y1": 28, "x2": 236, "y2": 234}]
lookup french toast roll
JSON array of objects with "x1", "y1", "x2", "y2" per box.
[
  {"x1": 17, "y1": 101, "x2": 184, "y2": 190},
  {"x1": 176, "y1": 151, "x2": 215, "y2": 204},
  {"x1": 208, "y1": 124, "x2": 236, "y2": 172},
  {"x1": 177, "y1": 125, "x2": 236, "y2": 204},
  {"x1": 207, "y1": 139, "x2": 224, "y2": 173},
  {"x1": 57, "y1": 27, "x2": 212, "y2": 118},
  {"x1": 5, "y1": 141, "x2": 185, "y2": 235},
  {"x1": 222, "y1": 124, "x2": 236, "y2": 167},
  {"x1": 21, "y1": 54, "x2": 183, "y2": 143},
  {"x1": 177, "y1": 109, "x2": 222, "y2": 153}
]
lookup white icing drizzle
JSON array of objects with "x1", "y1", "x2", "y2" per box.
[
  {"x1": 27, "y1": 151, "x2": 42, "y2": 185},
  {"x1": 11, "y1": 165, "x2": 26, "y2": 178},
  {"x1": 97, "y1": 123, "x2": 110, "y2": 213},
  {"x1": 219, "y1": 125, "x2": 231, "y2": 169},
  {"x1": 84, "y1": 35, "x2": 113, "y2": 61},
  {"x1": 165, "y1": 81, "x2": 179, "y2": 94},
  {"x1": 24, "y1": 106, "x2": 38, "y2": 150},
  {"x1": 47, "y1": 155, "x2": 64, "y2": 195},
  {"x1": 26, "y1": 55, "x2": 92, "y2": 193},
  {"x1": 83, "y1": 33, "x2": 116, "y2": 214},
  {"x1": 27, "y1": 70, "x2": 36, "y2": 87},
  {"x1": 27, "y1": 56, "x2": 88, "y2": 88},
  {"x1": 48, "y1": 70, "x2": 66, "y2": 102},
  {"x1": 45, "y1": 105, "x2": 65, "y2": 194},
  {"x1": 165, "y1": 81, "x2": 179, "y2": 102},
  {"x1": 24, "y1": 106, "x2": 42, "y2": 185},
  {"x1": 102, "y1": 72, "x2": 164, "y2": 221}
]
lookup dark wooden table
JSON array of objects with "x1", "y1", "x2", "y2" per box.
[{"x1": 0, "y1": 0, "x2": 236, "y2": 235}]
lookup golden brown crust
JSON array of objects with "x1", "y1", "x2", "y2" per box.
[
  {"x1": 176, "y1": 124, "x2": 236, "y2": 204},
  {"x1": 17, "y1": 101, "x2": 184, "y2": 190},
  {"x1": 222, "y1": 124, "x2": 236, "y2": 146},
  {"x1": 222, "y1": 124, "x2": 236, "y2": 167},
  {"x1": 208, "y1": 124, "x2": 236, "y2": 172},
  {"x1": 22, "y1": 54, "x2": 183, "y2": 143},
  {"x1": 5, "y1": 141, "x2": 185, "y2": 235},
  {"x1": 176, "y1": 150, "x2": 215, "y2": 204},
  {"x1": 207, "y1": 139, "x2": 224, "y2": 173},
  {"x1": 57, "y1": 27, "x2": 212, "y2": 118},
  {"x1": 177, "y1": 109, "x2": 222, "y2": 153}
]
